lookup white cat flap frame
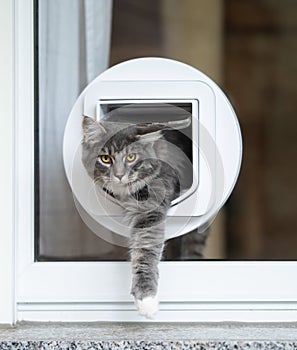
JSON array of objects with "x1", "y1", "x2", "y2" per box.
[{"x1": 63, "y1": 57, "x2": 242, "y2": 240}]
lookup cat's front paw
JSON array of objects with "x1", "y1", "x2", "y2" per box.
[{"x1": 135, "y1": 296, "x2": 159, "y2": 319}]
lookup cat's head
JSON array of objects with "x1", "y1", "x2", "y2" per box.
[{"x1": 81, "y1": 116, "x2": 190, "y2": 198}]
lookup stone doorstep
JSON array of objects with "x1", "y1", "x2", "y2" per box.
[
  {"x1": 0, "y1": 322, "x2": 297, "y2": 349},
  {"x1": 1, "y1": 340, "x2": 297, "y2": 350}
]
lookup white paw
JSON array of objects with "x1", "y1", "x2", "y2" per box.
[{"x1": 135, "y1": 296, "x2": 159, "y2": 319}]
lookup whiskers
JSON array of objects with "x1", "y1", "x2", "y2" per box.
[
  {"x1": 94, "y1": 175, "x2": 132, "y2": 200},
  {"x1": 93, "y1": 174, "x2": 164, "y2": 210},
  {"x1": 94, "y1": 176, "x2": 113, "y2": 200}
]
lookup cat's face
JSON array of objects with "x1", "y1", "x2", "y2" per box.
[
  {"x1": 81, "y1": 116, "x2": 191, "y2": 198},
  {"x1": 82, "y1": 117, "x2": 162, "y2": 198},
  {"x1": 92, "y1": 132, "x2": 162, "y2": 197}
]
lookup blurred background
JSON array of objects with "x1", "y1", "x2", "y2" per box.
[{"x1": 37, "y1": 0, "x2": 297, "y2": 260}]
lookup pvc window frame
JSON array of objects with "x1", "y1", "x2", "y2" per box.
[{"x1": 1, "y1": 0, "x2": 297, "y2": 324}]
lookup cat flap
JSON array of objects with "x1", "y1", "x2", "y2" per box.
[
  {"x1": 64, "y1": 58, "x2": 242, "y2": 240},
  {"x1": 94, "y1": 100, "x2": 199, "y2": 209}
]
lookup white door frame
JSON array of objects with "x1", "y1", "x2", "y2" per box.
[
  {"x1": 0, "y1": 0, "x2": 15, "y2": 325},
  {"x1": 1, "y1": 0, "x2": 297, "y2": 324}
]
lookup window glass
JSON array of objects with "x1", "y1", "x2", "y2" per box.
[{"x1": 36, "y1": 0, "x2": 297, "y2": 261}]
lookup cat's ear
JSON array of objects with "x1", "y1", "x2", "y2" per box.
[
  {"x1": 137, "y1": 130, "x2": 164, "y2": 143},
  {"x1": 161, "y1": 117, "x2": 192, "y2": 130},
  {"x1": 82, "y1": 116, "x2": 107, "y2": 142},
  {"x1": 136, "y1": 117, "x2": 191, "y2": 143}
]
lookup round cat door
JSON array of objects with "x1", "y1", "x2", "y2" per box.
[{"x1": 63, "y1": 57, "x2": 242, "y2": 241}]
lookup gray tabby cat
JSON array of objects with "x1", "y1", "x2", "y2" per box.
[{"x1": 82, "y1": 116, "x2": 190, "y2": 318}]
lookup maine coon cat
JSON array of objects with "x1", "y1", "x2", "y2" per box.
[{"x1": 82, "y1": 116, "x2": 191, "y2": 318}]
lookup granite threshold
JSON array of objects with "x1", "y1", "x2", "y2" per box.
[{"x1": 1, "y1": 322, "x2": 297, "y2": 349}]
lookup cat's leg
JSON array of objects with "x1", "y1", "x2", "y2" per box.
[
  {"x1": 129, "y1": 213, "x2": 165, "y2": 318},
  {"x1": 130, "y1": 245, "x2": 163, "y2": 318}
]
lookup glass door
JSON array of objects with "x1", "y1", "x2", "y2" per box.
[{"x1": 15, "y1": 0, "x2": 297, "y2": 322}]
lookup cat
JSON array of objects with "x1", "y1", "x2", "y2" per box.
[{"x1": 82, "y1": 115, "x2": 191, "y2": 318}]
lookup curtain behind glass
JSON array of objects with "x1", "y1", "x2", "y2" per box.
[{"x1": 38, "y1": 0, "x2": 116, "y2": 259}]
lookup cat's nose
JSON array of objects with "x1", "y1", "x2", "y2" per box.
[{"x1": 115, "y1": 173, "x2": 124, "y2": 181}]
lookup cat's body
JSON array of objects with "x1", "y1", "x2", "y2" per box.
[{"x1": 82, "y1": 116, "x2": 190, "y2": 318}]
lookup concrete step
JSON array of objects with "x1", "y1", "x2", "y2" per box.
[{"x1": 1, "y1": 322, "x2": 297, "y2": 349}]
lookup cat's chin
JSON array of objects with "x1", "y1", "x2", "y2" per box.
[
  {"x1": 109, "y1": 183, "x2": 130, "y2": 197},
  {"x1": 110, "y1": 180, "x2": 141, "y2": 198},
  {"x1": 135, "y1": 296, "x2": 159, "y2": 319}
]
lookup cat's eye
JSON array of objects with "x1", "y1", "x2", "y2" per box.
[
  {"x1": 126, "y1": 153, "x2": 136, "y2": 162},
  {"x1": 100, "y1": 155, "x2": 112, "y2": 164}
]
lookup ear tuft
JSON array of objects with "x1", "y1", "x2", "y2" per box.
[
  {"x1": 82, "y1": 116, "x2": 95, "y2": 129},
  {"x1": 82, "y1": 116, "x2": 106, "y2": 142}
]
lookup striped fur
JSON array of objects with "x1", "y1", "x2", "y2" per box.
[{"x1": 82, "y1": 117, "x2": 190, "y2": 316}]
